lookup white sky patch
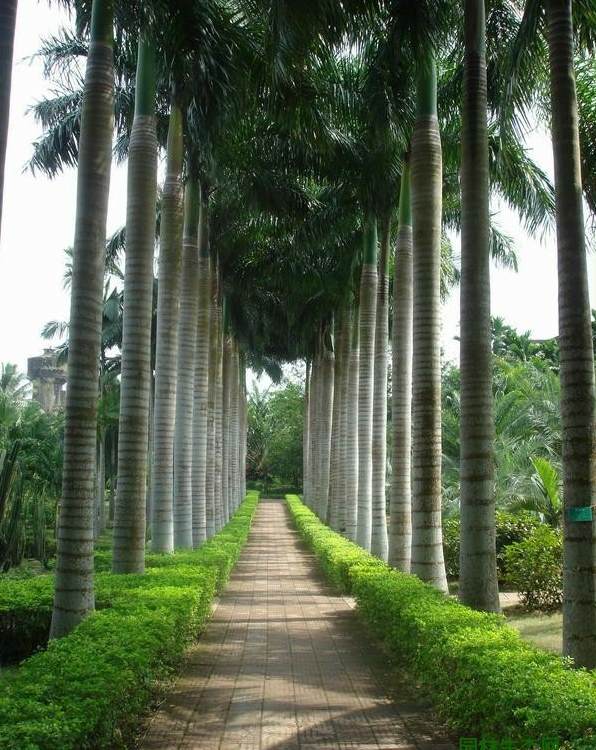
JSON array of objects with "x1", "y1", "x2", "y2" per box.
[{"x1": 0, "y1": 4, "x2": 594, "y2": 375}]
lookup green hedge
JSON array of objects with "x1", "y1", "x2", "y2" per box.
[
  {"x1": 0, "y1": 492, "x2": 259, "y2": 750},
  {"x1": 286, "y1": 495, "x2": 596, "y2": 748}
]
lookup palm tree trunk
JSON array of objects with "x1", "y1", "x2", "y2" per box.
[
  {"x1": 318, "y1": 331, "x2": 334, "y2": 522},
  {"x1": 371, "y1": 217, "x2": 390, "y2": 560},
  {"x1": 229, "y1": 341, "x2": 240, "y2": 512},
  {"x1": 303, "y1": 360, "x2": 311, "y2": 501},
  {"x1": 205, "y1": 264, "x2": 218, "y2": 538},
  {"x1": 410, "y1": 57, "x2": 448, "y2": 592},
  {"x1": 112, "y1": 35, "x2": 157, "y2": 574},
  {"x1": 97, "y1": 429, "x2": 106, "y2": 535},
  {"x1": 214, "y1": 294, "x2": 224, "y2": 531},
  {"x1": 458, "y1": 0, "x2": 500, "y2": 613},
  {"x1": 388, "y1": 162, "x2": 413, "y2": 571},
  {"x1": 173, "y1": 180, "x2": 201, "y2": 549},
  {"x1": 50, "y1": 0, "x2": 113, "y2": 640},
  {"x1": 310, "y1": 351, "x2": 321, "y2": 512},
  {"x1": 328, "y1": 317, "x2": 345, "y2": 531},
  {"x1": 336, "y1": 314, "x2": 351, "y2": 534},
  {"x1": 150, "y1": 102, "x2": 183, "y2": 553},
  {"x1": 344, "y1": 304, "x2": 360, "y2": 541},
  {"x1": 546, "y1": 0, "x2": 596, "y2": 669},
  {"x1": 191, "y1": 221, "x2": 210, "y2": 547},
  {"x1": 221, "y1": 328, "x2": 233, "y2": 524},
  {"x1": 357, "y1": 218, "x2": 378, "y2": 551},
  {"x1": 239, "y1": 353, "x2": 247, "y2": 501},
  {"x1": 0, "y1": 0, "x2": 17, "y2": 237}
]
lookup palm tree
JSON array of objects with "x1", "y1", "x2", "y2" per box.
[
  {"x1": 173, "y1": 179, "x2": 201, "y2": 549},
  {"x1": 112, "y1": 34, "x2": 158, "y2": 574},
  {"x1": 0, "y1": 0, "x2": 17, "y2": 237},
  {"x1": 545, "y1": 0, "x2": 596, "y2": 669},
  {"x1": 410, "y1": 56, "x2": 448, "y2": 592},
  {"x1": 370, "y1": 216, "x2": 389, "y2": 560},
  {"x1": 388, "y1": 162, "x2": 413, "y2": 571},
  {"x1": 150, "y1": 102, "x2": 183, "y2": 553},
  {"x1": 50, "y1": 0, "x2": 114, "y2": 638},
  {"x1": 458, "y1": 0, "x2": 500, "y2": 613},
  {"x1": 356, "y1": 217, "x2": 377, "y2": 551}
]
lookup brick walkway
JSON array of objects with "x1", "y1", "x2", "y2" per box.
[{"x1": 140, "y1": 499, "x2": 455, "y2": 750}]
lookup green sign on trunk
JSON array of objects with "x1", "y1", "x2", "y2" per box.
[{"x1": 567, "y1": 506, "x2": 593, "y2": 522}]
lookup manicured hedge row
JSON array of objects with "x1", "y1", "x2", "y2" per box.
[
  {"x1": 0, "y1": 492, "x2": 259, "y2": 750},
  {"x1": 285, "y1": 495, "x2": 596, "y2": 748}
]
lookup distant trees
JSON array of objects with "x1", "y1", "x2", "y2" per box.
[{"x1": 246, "y1": 381, "x2": 304, "y2": 489}]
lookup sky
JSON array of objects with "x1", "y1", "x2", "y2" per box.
[{"x1": 0, "y1": 3, "x2": 594, "y2": 377}]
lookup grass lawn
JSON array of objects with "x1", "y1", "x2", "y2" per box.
[{"x1": 503, "y1": 605, "x2": 562, "y2": 654}]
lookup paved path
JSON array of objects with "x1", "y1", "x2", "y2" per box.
[{"x1": 140, "y1": 499, "x2": 455, "y2": 750}]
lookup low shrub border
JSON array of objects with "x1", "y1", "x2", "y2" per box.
[
  {"x1": 0, "y1": 492, "x2": 259, "y2": 750},
  {"x1": 285, "y1": 495, "x2": 596, "y2": 748}
]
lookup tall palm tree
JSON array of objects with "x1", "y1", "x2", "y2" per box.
[
  {"x1": 0, "y1": 0, "x2": 17, "y2": 237},
  {"x1": 150, "y1": 101, "x2": 183, "y2": 553},
  {"x1": 214, "y1": 292, "x2": 224, "y2": 530},
  {"x1": 357, "y1": 216, "x2": 378, "y2": 551},
  {"x1": 50, "y1": 0, "x2": 114, "y2": 638},
  {"x1": 370, "y1": 216, "x2": 389, "y2": 560},
  {"x1": 545, "y1": 0, "x2": 596, "y2": 669},
  {"x1": 388, "y1": 162, "x2": 413, "y2": 571},
  {"x1": 410, "y1": 56, "x2": 448, "y2": 592},
  {"x1": 173, "y1": 179, "x2": 201, "y2": 549},
  {"x1": 112, "y1": 34, "x2": 158, "y2": 574},
  {"x1": 458, "y1": 0, "x2": 500, "y2": 613}
]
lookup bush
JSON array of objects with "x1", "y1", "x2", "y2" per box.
[
  {"x1": 0, "y1": 492, "x2": 259, "y2": 749},
  {"x1": 504, "y1": 525, "x2": 563, "y2": 611},
  {"x1": 442, "y1": 511, "x2": 540, "y2": 580},
  {"x1": 286, "y1": 495, "x2": 596, "y2": 748}
]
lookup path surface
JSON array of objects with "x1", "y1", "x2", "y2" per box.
[{"x1": 141, "y1": 499, "x2": 456, "y2": 750}]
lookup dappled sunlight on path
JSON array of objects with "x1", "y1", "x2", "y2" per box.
[{"x1": 140, "y1": 499, "x2": 455, "y2": 750}]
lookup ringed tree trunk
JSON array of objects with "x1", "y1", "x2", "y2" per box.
[
  {"x1": 370, "y1": 217, "x2": 390, "y2": 560},
  {"x1": 546, "y1": 0, "x2": 596, "y2": 669},
  {"x1": 318, "y1": 328, "x2": 334, "y2": 522},
  {"x1": 173, "y1": 180, "x2": 201, "y2": 549},
  {"x1": 0, "y1": 0, "x2": 17, "y2": 237},
  {"x1": 150, "y1": 102, "x2": 183, "y2": 553},
  {"x1": 221, "y1": 324, "x2": 233, "y2": 524},
  {"x1": 239, "y1": 353, "x2": 247, "y2": 502},
  {"x1": 410, "y1": 56, "x2": 448, "y2": 592},
  {"x1": 336, "y1": 313, "x2": 351, "y2": 534},
  {"x1": 309, "y1": 351, "x2": 321, "y2": 512},
  {"x1": 357, "y1": 217, "x2": 378, "y2": 551},
  {"x1": 458, "y1": 0, "x2": 500, "y2": 613},
  {"x1": 229, "y1": 341, "x2": 240, "y2": 511},
  {"x1": 388, "y1": 162, "x2": 413, "y2": 571},
  {"x1": 191, "y1": 206, "x2": 210, "y2": 547},
  {"x1": 303, "y1": 360, "x2": 311, "y2": 501},
  {"x1": 214, "y1": 292, "x2": 224, "y2": 531},
  {"x1": 51, "y1": 0, "x2": 114, "y2": 639},
  {"x1": 328, "y1": 315, "x2": 346, "y2": 531},
  {"x1": 205, "y1": 261, "x2": 219, "y2": 538},
  {"x1": 344, "y1": 303, "x2": 360, "y2": 541},
  {"x1": 112, "y1": 35, "x2": 158, "y2": 574}
]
